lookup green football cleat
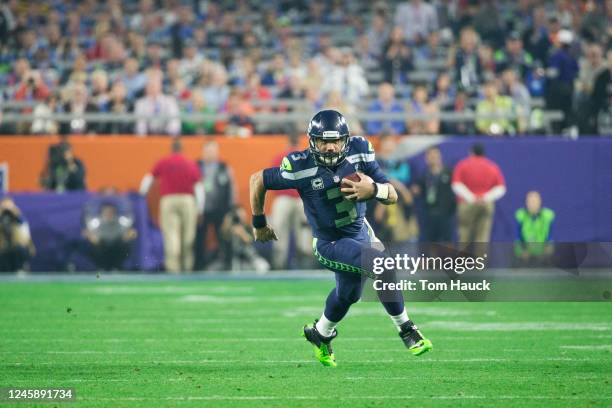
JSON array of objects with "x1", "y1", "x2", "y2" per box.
[
  {"x1": 303, "y1": 320, "x2": 338, "y2": 367},
  {"x1": 399, "y1": 320, "x2": 433, "y2": 356}
]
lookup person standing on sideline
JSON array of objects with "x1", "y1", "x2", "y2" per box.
[
  {"x1": 269, "y1": 132, "x2": 312, "y2": 269},
  {"x1": 514, "y1": 190, "x2": 555, "y2": 266},
  {"x1": 140, "y1": 139, "x2": 203, "y2": 273},
  {"x1": 451, "y1": 144, "x2": 506, "y2": 247},
  {"x1": 194, "y1": 140, "x2": 236, "y2": 270},
  {"x1": 413, "y1": 147, "x2": 456, "y2": 242}
]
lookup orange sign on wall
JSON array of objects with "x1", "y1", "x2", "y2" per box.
[{"x1": 0, "y1": 135, "x2": 309, "y2": 214}]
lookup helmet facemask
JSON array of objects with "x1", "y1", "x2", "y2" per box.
[{"x1": 310, "y1": 131, "x2": 350, "y2": 167}]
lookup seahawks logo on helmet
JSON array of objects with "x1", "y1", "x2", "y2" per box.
[{"x1": 307, "y1": 110, "x2": 350, "y2": 167}]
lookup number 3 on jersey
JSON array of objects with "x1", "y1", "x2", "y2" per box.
[{"x1": 326, "y1": 187, "x2": 357, "y2": 228}]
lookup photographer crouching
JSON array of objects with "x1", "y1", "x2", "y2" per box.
[
  {"x1": 83, "y1": 202, "x2": 137, "y2": 271},
  {"x1": 0, "y1": 198, "x2": 36, "y2": 272}
]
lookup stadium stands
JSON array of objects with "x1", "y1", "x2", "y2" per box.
[{"x1": 0, "y1": 0, "x2": 610, "y2": 136}]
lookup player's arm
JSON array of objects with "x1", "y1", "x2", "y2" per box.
[
  {"x1": 250, "y1": 156, "x2": 300, "y2": 240},
  {"x1": 341, "y1": 137, "x2": 397, "y2": 205},
  {"x1": 341, "y1": 173, "x2": 398, "y2": 205},
  {"x1": 249, "y1": 170, "x2": 278, "y2": 242}
]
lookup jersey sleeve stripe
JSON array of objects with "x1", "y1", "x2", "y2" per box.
[
  {"x1": 346, "y1": 153, "x2": 375, "y2": 163},
  {"x1": 280, "y1": 167, "x2": 318, "y2": 180}
]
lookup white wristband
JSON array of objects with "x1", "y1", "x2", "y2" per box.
[{"x1": 375, "y1": 183, "x2": 389, "y2": 201}]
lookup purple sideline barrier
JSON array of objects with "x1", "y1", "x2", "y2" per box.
[
  {"x1": 2, "y1": 192, "x2": 164, "y2": 272},
  {"x1": 408, "y1": 137, "x2": 612, "y2": 242}
]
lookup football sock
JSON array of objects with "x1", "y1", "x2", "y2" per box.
[
  {"x1": 389, "y1": 308, "x2": 410, "y2": 331},
  {"x1": 315, "y1": 313, "x2": 337, "y2": 338}
]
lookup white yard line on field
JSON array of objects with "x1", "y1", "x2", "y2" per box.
[
  {"x1": 560, "y1": 344, "x2": 612, "y2": 350},
  {"x1": 78, "y1": 395, "x2": 612, "y2": 401}
]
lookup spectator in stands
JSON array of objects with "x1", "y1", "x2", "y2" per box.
[
  {"x1": 394, "y1": 0, "x2": 439, "y2": 45},
  {"x1": 0, "y1": 197, "x2": 35, "y2": 272},
  {"x1": 452, "y1": 143, "x2": 506, "y2": 247},
  {"x1": 580, "y1": 0, "x2": 609, "y2": 44},
  {"x1": 478, "y1": 43, "x2": 497, "y2": 82},
  {"x1": 441, "y1": 88, "x2": 475, "y2": 135},
  {"x1": 90, "y1": 69, "x2": 111, "y2": 111},
  {"x1": 514, "y1": 190, "x2": 555, "y2": 266},
  {"x1": 42, "y1": 144, "x2": 87, "y2": 192},
  {"x1": 164, "y1": 59, "x2": 183, "y2": 94},
  {"x1": 366, "y1": 12, "x2": 390, "y2": 60},
  {"x1": 545, "y1": 29, "x2": 579, "y2": 134},
  {"x1": 83, "y1": 201, "x2": 137, "y2": 271},
  {"x1": 244, "y1": 72, "x2": 272, "y2": 110},
  {"x1": 118, "y1": 58, "x2": 147, "y2": 101},
  {"x1": 201, "y1": 66, "x2": 230, "y2": 112},
  {"x1": 413, "y1": 147, "x2": 456, "y2": 242},
  {"x1": 432, "y1": 72, "x2": 456, "y2": 110},
  {"x1": 0, "y1": 1, "x2": 16, "y2": 47},
  {"x1": 140, "y1": 139, "x2": 203, "y2": 273},
  {"x1": 134, "y1": 75, "x2": 180, "y2": 136},
  {"x1": 371, "y1": 134, "x2": 417, "y2": 243},
  {"x1": 222, "y1": 88, "x2": 255, "y2": 137},
  {"x1": 14, "y1": 70, "x2": 50, "y2": 103},
  {"x1": 415, "y1": 30, "x2": 446, "y2": 67},
  {"x1": 178, "y1": 42, "x2": 204, "y2": 84},
  {"x1": 182, "y1": 92, "x2": 215, "y2": 135},
  {"x1": 169, "y1": 77, "x2": 191, "y2": 104},
  {"x1": 450, "y1": 27, "x2": 483, "y2": 95},
  {"x1": 472, "y1": 0, "x2": 505, "y2": 48},
  {"x1": 303, "y1": 85, "x2": 324, "y2": 113},
  {"x1": 194, "y1": 140, "x2": 235, "y2": 270},
  {"x1": 366, "y1": 82, "x2": 406, "y2": 136},
  {"x1": 277, "y1": 74, "x2": 305, "y2": 102},
  {"x1": 60, "y1": 82, "x2": 100, "y2": 135},
  {"x1": 522, "y1": 6, "x2": 551, "y2": 66},
  {"x1": 6, "y1": 58, "x2": 30, "y2": 96},
  {"x1": 406, "y1": 84, "x2": 439, "y2": 135},
  {"x1": 31, "y1": 93, "x2": 59, "y2": 135},
  {"x1": 382, "y1": 26, "x2": 413, "y2": 85},
  {"x1": 269, "y1": 133, "x2": 311, "y2": 270},
  {"x1": 286, "y1": 52, "x2": 307, "y2": 82},
  {"x1": 576, "y1": 44, "x2": 604, "y2": 134},
  {"x1": 592, "y1": 48, "x2": 612, "y2": 135},
  {"x1": 61, "y1": 53, "x2": 88, "y2": 85},
  {"x1": 500, "y1": 68, "x2": 530, "y2": 133},
  {"x1": 576, "y1": 44, "x2": 606, "y2": 95},
  {"x1": 261, "y1": 54, "x2": 288, "y2": 87},
  {"x1": 494, "y1": 32, "x2": 534, "y2": 80},
  {"x1": 103, "y1": 82, "x2": 133, "y2": 134},
  {"x1": 321, "y1": 49, "x2": 369, "y2": 105},
  {"x1": 355, "y1": 34, "x2": 378, "y2": 71},
  {"x1": 302, "y1": 58, "x2": 324, "y2": 92},
  {"x1": 476, "y1": 80, "x2": 516, "y2": 136}
]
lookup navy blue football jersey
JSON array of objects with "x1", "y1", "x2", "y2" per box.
[{"x1": 263, "y1": 136, "x2": 389, "y2": 241}]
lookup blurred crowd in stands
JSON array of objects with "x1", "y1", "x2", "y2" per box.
[{"x1": 0, "y1": 0, "x2": 610, "y2": 137}]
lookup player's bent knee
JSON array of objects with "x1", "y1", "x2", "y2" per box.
[{"x1": 338, "y1": 288, "x2": 362, "y2": 305}]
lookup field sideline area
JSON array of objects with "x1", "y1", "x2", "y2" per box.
[{"x1": 1, "y1": 275, "x2": 611, "y2": 407}]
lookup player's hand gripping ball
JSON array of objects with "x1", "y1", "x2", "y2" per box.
[
  {"x1": 253, "y1": 225, "x2": 278, "y2": 242},
  {"x1": 340, "y1": 172, "x2": 375, "y2": 202}
]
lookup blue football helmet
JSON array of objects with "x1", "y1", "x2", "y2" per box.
[{"x1": 307, "y1": 110, "x2": 350, "y2": 167}]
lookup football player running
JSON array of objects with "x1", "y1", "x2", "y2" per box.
[{"x1": 249, "y1": 110, "x2": 432, "y2": 367}]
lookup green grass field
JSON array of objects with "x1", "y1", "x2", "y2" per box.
[{"x1": 1, "y1": 277, "x2": 611, "y2": 407}]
